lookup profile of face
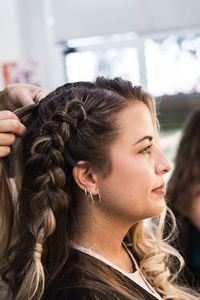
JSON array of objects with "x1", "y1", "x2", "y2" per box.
[{"x1": 94, "y1": 101, "x2": 171, "y2": 224}]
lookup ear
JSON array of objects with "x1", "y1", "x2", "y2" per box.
[{"x1": 72, "y1": 161, "x2": 99, "y2": 195}]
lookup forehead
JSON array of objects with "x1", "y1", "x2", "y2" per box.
[{"x1": 116, "y1": 101, "x2": 154, "y2": 139}]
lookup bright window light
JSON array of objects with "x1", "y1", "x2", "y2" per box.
[
  {"x1": 145, "y1": 34, "x2": 200, "y2": 96},
  {"x1": 66, "y1": 47, "x2": 140, "y2": 85}
]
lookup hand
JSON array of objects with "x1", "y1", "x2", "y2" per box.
[
  {"x1": 0, "y1": 84, "x2": 50, "y2": 111},
  {"x1": 0, "y1": 111, "x2": 26, "y2": 158}
]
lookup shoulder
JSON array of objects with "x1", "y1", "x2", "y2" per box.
[{"x1": 44, "y1": 248, "x2": 158, "y2": 300}]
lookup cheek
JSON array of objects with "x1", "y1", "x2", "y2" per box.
[
  {"x1": 98, "y1": 160, "x2": 163, "y2": 221},
  {"x1": 101, "y1": 158, "x2": 152, "y2": 205},
  {"x1": 112, "y1": 157, "x2": 152, "y2": 193}
]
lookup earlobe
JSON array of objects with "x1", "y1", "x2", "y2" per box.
[{"x1": 72, "y1": 161, "x2": 98, "y2": 194}]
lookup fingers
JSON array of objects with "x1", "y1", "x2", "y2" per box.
[
  {"x1": 0, "y1": 119, "x2": 26, "y2": 136},
  {"x1": 1, "y1": 84, "x2": 50, "y2": 111},
  {"x1": 0, "y1": 111, "x2": 26, "y2": 136},
  {"x1": 0, "y1": 146, "x2": 11, "y2": 158},
  {"x1": 33, "y1": 88, "x2": 50, "y2": 103},
  {"x1": 0, "y1": 133, "x2": 16, "y2": 146},
  {"x1": 17, "y1": 85, "x2": 50, "y2": 107},
  {"x1": 0, "y1": 133, "x2": 15, "y2": 158},
  {"x1": 0, "y1": 110, "x2": 18, "y2": 121},
  {"x1": 15, "y1": 85, "x2": 39, "y2": 107},
  {"x1": 0, "y1": 111, "x2": 25, "y2": 158}
]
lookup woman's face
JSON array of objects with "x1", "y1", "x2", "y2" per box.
[{"x1": 96, "y1": 101, "x2": 171, "y2": 223}]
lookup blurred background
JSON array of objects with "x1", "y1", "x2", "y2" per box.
[{"x1": 1, "y1": 0, "x2": 200, "y2": 176}]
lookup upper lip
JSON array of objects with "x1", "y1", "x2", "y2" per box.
[{"x1": 152, "y1": 183, "x2": 165, "y2": 190}]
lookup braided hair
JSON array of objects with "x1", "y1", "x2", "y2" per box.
[{"x1": 4, "y1": 78, "x2": 198, "y2": 300}]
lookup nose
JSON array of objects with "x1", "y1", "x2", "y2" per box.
[{"x1": 155, "y1": 149, "x2": 171, "y2": 175}]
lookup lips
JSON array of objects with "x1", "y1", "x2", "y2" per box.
[{"x1": 152, "y1": 184, "x2": 166, "y2": 196}]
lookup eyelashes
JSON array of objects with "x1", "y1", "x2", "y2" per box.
[{"x1": 139, "y1": 145, "x2": 152, "y2": 154}]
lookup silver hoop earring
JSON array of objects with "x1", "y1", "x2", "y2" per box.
[
  {"x1": 84, "y1": 189, "x2": 101, "y2": 205},
  {"x1": 91, "y1": 192, "x2": 101, "y2": 205},
  {"x1": 97, "y1": 192, "x2": 101, "y2": 204},
  {"x1": 89, "y1": 192, "x2": 95, "y2": 204}
]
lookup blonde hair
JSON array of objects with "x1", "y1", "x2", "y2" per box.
[
  {"x1": 130, "y1": 206, "x2": 200, "y2": 299},
  {"x1": 0, "y1": 77, "x2": 199, "y2": 300}
]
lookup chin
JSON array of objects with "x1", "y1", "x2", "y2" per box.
[{"x1": 150, "y1": 198, "x2": 166, "y2": 217}]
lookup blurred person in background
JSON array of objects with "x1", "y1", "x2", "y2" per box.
[
  {"x1": 0, "y1": 77, "x2": 199, "y2": 300},
  {"x1": 167, "y1": 107, "x2": 200, "y2": 288}
]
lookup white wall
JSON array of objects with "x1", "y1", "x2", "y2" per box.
[
  {"x1": 53, "y1": 0, "x2": 200, "y2": 40},
  {"x1": 0, "y1": 0, "x2": 21, "y2": 89},
  {"x1": 16, "y1": 0, "x2": 65, "y2": 89},
  {"x1": 1, "y1": 0, "x2": 200, "y2": 90},
  {"x1": 0, "y1": 0, "x2": 65, "y2": 90}
]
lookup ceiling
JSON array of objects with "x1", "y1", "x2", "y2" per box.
[{"x1": 52, "y1": 0, "x2": 200, "y2": 40}]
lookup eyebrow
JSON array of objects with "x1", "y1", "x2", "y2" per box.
[{"x1": 133, "y1": 135, "x2": 153, "y2": 146}]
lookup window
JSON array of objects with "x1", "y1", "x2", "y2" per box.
[
  {"x1": 145, "y1": 34, "x2": 200, "y2": 96},
  {"x1": 65, "y1": 34, "x2": 140, "y2": 85}
]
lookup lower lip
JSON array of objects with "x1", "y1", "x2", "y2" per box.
[{"x1": 152, "y1": 187, "x2": 166, "y2": 196}]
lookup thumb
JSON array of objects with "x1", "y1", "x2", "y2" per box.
[
  {"x1": 15, "y1": 86, "x2": 50, "y2": 107},
  {"x1": 33, "y1": 88, "x2": 50, "y2": 103}
]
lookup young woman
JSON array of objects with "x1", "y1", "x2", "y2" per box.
[
  {"x1": 1, "y1": 77, "x2": 199, "y2": 300},
  {"x1": 167, "y1": 107, "x2": 200, "y2": 288}
]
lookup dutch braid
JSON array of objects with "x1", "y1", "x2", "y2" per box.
[{"x1": 15, "y1": 99, "x2": 86, "y2": 300}]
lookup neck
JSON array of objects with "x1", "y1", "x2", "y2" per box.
[{"x1": 71, "y1": 206, "x2": 135, "y2": 272}]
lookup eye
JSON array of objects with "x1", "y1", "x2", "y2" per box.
[{"x1": 139, "y1": 145, "x2": 152, "y2": 154}]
